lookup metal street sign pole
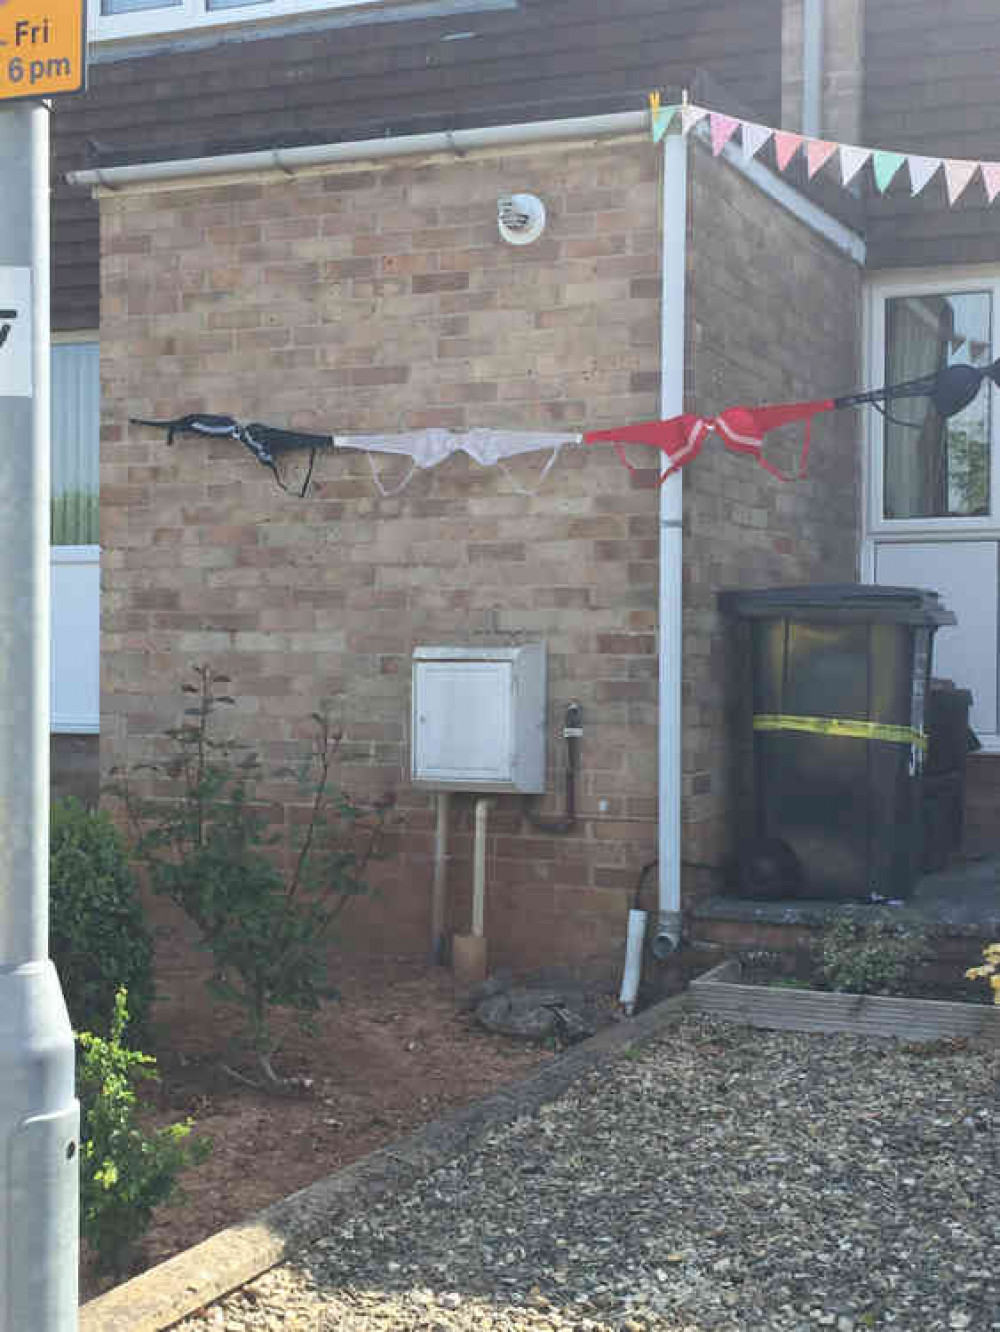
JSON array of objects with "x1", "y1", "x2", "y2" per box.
[{"x1": 0, "y1": 100, "x2": 79, "y2": 1332}]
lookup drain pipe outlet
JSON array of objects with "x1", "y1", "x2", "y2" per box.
[
  {"x1": 618, "y1": 908, "x2": 648, "y2": 1016},
  {"x1": 653, "y1": 122, "x2": 688, "y2": 961}
]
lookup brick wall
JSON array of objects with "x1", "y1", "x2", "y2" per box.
[
  {"x1": 781, "y1": 0, "x2": 864, "y2": 144},
  {"x1": 99, "y1": 141, "x2": 665, "y2": 978},
  {"x1": 98, "y1": 133, "x2": 862, "y2": 975},
  {"x1": 683, "y1": 138, "x2": 862, "y2": 895}
]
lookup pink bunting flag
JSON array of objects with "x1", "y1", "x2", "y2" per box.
[
  {"x1": 944, "y1": 158, "x2": 978, "y2": 205},
  {"x1": 840, "y1": 144, "x2": 871, "y2": 187},
  {"x1": 908, "y1": 155, "x2": 940, "y2": 196},
  {"x1": 773, "y1": 131, "x2": 803, "y2": 172},
  {"x1": 710, "y1": 112, "x2": 740, "y2": 157},
  {"x1": 805, "y1": 139, "x2": 838, "y2": 179},
  {"x1": 741, "y1": 121, "x2": 772, "y2": 162},
  {"x1": 980, "y1": 162, "x2": 1000, "y2": 204}
]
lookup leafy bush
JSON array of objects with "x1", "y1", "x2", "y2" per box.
[
  {"x1": 815, "y1": 919, "x2": 929, "y2": 996},
  {"x1": 114, "y1": 666, "x2": 391, "y2": 1086},
  {"x1": 50, "y1": 797, "x2": 154, "y2": 1038},
  {"x1": 78, "y1": 988, "x2": 209, "y2": 1275}
]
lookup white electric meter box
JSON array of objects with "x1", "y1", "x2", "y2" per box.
[{"x1": 411, "y1": 643, "x2": 547, "y2": 793}]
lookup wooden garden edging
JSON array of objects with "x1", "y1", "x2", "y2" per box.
[{"x1": 689, "y1": 959, "x2": 1000, "y2": 1043}]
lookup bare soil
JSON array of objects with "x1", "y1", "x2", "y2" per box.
[{"x1": 80, "y1": 922, "x2": 556, "y2": 1302}]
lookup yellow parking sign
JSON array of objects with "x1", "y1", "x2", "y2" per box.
[{"x1": 0, "y1": 0, "x2": 86, "y2": 101}]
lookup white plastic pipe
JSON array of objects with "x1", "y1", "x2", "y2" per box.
[
  {"x1": 431, "y1": 791, "x2": 450, "y2": 962},
  {"x1": 618, "y1": 908, "x2": 648, "y2": 1015},
  {"x1": 802, "y1": 0, "x2": 825, "y2": 138},
  {"x1": 66, "y1": 111, "x2": 650, "y2": 193},
  {"x1": 472, "y1": 797, "x2": 491, "y2": 938},
  {"x1": 652, "y1": 126, "x2": 688, "y2": 961}
]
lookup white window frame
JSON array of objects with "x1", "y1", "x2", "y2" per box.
[
  {"x1": 862, "y1": 270, "x2": 1000, "y2": 750},
  {"x1": 91, "y1": 0, "x2": 384, "y2": 43},
  {"x1": 864, "y1": 266, "x2": 1000, "y2": 544}
]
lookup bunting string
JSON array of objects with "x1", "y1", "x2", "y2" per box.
[{"x1": 649, "y1": 96, "x2": 1000, "y2": 207}]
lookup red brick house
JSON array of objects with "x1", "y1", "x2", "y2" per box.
[{"x1": 52, "y1": 0, "x2": 1000, "y2": 977}]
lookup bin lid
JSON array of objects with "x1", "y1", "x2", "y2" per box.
[{"x1": 718, "y1": 583, "x2": 956, "y2": 626}]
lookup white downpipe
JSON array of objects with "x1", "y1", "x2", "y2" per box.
[
  {"x1": 472, "y1": 797, "x2": 492, "y2": 938},
  {"x1": 652, "y1": 128, "x2": 688, "y2": 961},
  {"x1": 802, "y1": 0, "x2": 825, "y2": 139},
  {"x1": 65, "y1": 111, "x2": 649, "y2": 193},
  {"x1": 431, "y1": 791, "x2": 450, "y2": 963}
]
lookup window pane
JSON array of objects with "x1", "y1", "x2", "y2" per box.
[
  {"x1": 207, "y1": 0, "x2": 270, "y2": 11},
  {"x1": 102, "y1": 0, "x2": 181, "y2": 15},
  {"x1": 883, "y1": 291, "x2": 992, "y2": 519},
  {"x1": 51, "y1": 342, "x2": 99, "y2": 546}
]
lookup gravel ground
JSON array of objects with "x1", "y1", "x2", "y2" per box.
[{"x1": 178, "y1": 1016, "x2": 1000, "y2": 1332}]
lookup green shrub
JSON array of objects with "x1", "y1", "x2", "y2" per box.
[
  {"x1": 50, "y1": 797, "x2": 155, "y2": 1038},
  {"x1": 114, "y1": 666, "x2": 391, "y2": 1086},
  {"x1": 78, "y1": 988, "x2": 209, "y2": 1275},
  {"x1": 815, "y1": 919, "x2": 929, "y2": 996}
]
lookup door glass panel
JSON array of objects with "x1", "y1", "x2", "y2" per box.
[
  {"x1": 51, "y1": 342, "x2": 99, "y2": 545},
  {"x1": 883, "y1": 290, "x2": 992, "y2": 519}
]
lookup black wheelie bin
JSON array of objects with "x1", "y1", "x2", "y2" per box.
[{"x1": 720, "y1": 584, "x2": 956, "y2": 902}]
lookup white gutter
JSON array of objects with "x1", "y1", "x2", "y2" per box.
[
  {"x1": 802, "y1": 0, "x2": 825, "y2": 138},
  {"x1": 66, "y1": 111, "x2": 649, "y2": 192},
  {"x1": 651, "y1": 127, "x2": 687, "y2": 960}
]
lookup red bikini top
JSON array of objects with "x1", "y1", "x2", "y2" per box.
[{"x1": 584, "y1": 399, "x2": 835, "y2": 485}]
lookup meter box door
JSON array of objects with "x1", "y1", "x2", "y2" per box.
[{"x1": 411, "y1": 643, "x2": 546, "y2": 793}]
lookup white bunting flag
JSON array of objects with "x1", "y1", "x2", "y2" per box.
[
  {"x1": 840, "y1": 144, "x2": 872, "y2": 187},
  {"x1": 908, "y1": 155, "x2": 941, "y2": 196},
  {"x1": 944, "y1": 159, "x2": 978, "y2": 205},
  {"x1": 741, "y1": 121, "x2": 772, "y2": 162},
  {"x1": 681, "y1": 104, "x2": 708, "y2": 136}
]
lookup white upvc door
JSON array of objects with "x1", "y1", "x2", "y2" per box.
[
  {"x1": 50, "y1": 339, "x2": 99, "y2": 734},
  {"x1": 862, "y1": 269, "x2": 1000, "y2": 749}
]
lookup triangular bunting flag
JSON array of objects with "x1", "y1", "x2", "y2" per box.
[
  {"x1": 773, "y1": 131, "x2": 803, "y2": 172},
  {"x1": 741, "y1": 121, "x2": 772, "y2": 162},
  {"x1": 681, "y1": 104, "x2": 709, "y2": 136},
  {"x1": 944, "y1": 158, "x2": 978, "y2": 205},
  {"x1": 981, "y1": 162, "x2": 1000, "y2": 203},
  {"x1": 657, "y1": 99, "x2": 1000, "y2": 212},
  {"x1": 908, "y1": 155, "x2": 940, "y2": 196},
  {"x1": 840, "y1": 144, "x2": 872, "y2": 187},
  {"x1": 651, "y1": 104, "x2": 680, "y2": 143},
  {"x1": 710, "y1": 112, "x2": 740, "y2": 157},
  {"x1": 873, "y1": 150, "x2": 907, "y2": 193},
  {"x1": 805, "y1": 139, "x2": 838, "y2": 179}
]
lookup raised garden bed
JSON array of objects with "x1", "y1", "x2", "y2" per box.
[{"x1": 689, "y1": 959, "x2": 1000, "y2": 1043}]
